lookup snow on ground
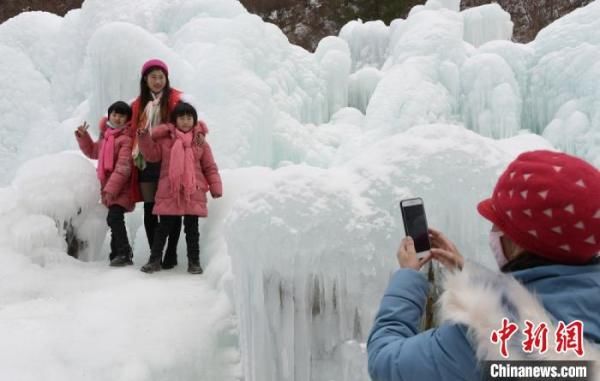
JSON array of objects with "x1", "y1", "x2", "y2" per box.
[
  {"x1": 0, "y1": 260, "x2": 239, "y2": 381},
  {"x1": 0, "y1": 0, "x2": 598, "y2": 379}
]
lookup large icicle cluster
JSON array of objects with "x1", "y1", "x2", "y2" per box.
[{"x1": 0, "y1": 0, "x2": 597, "y2": 380}]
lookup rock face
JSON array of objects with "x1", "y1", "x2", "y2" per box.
[
  {"x1": 241, "y1": 0, "x2": 594, "y2": 49},
  {"x1": 0, "y1": 0, "x2": 83, "y2": 21},
  {"x1": 0, "y1": 0, "x2": 594, "y2": 50},
  {"x1": 461, "y1": 0, "x2": 595, "y2": 42},
  {"x1": 240, "y1": 0, "x2": 422, "y2": 50}
]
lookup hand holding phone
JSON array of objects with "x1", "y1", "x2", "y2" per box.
[
  {"x1": 429, "y1": 228, "x2": 464, "y2": 271},
  {"x1": 400, "y1": 198, "x2": 431, "y2": 259},
  {"x1": 397, "y1": 236, "x2": 432, "y2": 270}
]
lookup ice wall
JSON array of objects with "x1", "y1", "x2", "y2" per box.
[
  {"x1": 339, "y1": 20, "x2": 390, "y2": 71},
  {"x1": 0, "y1": 153, "x2": 103, "y2": 263},
  {"x1": 1, "y1": 0, "x2": 597, "y2": 175},
  {"x1": 0, "y1": 13, "x2": 67, "y2": 182},
  {"x1": 528, "y1": 1, "x2": 600, "y2": 166},
  {"x1": 227, "y1": 126, "x2": 552, "y2": 381},
  {"x1": 224, "y1": 1, "x2": 600, "y2": 379},
  {"x1": 1, "y1": 0, "x2": 599, "y2": 380},
  {"x1": 0, "y1": 0, "x2": 350, "y2": 177},
  {"x1": 0, "y1": 152, "x2": 243, "y2": 381},
  {"x1": 462, "y1": 4, "x2": 513, "y2": 48}
]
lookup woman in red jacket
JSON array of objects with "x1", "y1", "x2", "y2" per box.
[
  {"x1": 130, "y1": 59, "x2": 185, "y2": 269},
  {"x1": 137, "y1": 102, "x2": 222, "y2": 274},
  {"x1": 75, "y1": 101, "x2": 134, "y2": 266}
]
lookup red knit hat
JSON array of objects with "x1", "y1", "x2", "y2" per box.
[
  {"x1": 141, "y1": 59, "x2": 168, "y2": 76},
  {"x1": 477, "y1": 150, "x2": 600, "y2": 264}
]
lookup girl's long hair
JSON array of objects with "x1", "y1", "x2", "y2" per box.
[{"x1": 138, "y1": 68, "x2": 172, "y2": 124}]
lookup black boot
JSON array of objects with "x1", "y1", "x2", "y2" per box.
[
  {"x1": 188, "y1": 261, "x2": 203, "y2": 274},
  {"x1": 110, "y1": 246, "x2": 133, "y2": 266},
  {"x1": 109, "y1": 238, "x2": 117, "y2": 262},
  {"x1": 141, "y1": 216, "x2": 173, "y2": 273},
  {"x1": 140, "y1": 260, "x2": 161, "y2": 273},
  {"x1": 107, "y1": 206, "x2": 132, "y2": 266},
  {"x1": 143, "y1": 202, "x2": 157, "y2": 248},
  {"x1": 183, "y1": 216, "x2": 202, "y2": 274},
  {"x1": 140, "y1": 244, "x2": 162, "y2": 273},
  {"x1": 161, "y1": 252, "x2": 178, "y2": 269},
  {"x1": 162, "y1": 216, "x2": 181, "y2": 269}
]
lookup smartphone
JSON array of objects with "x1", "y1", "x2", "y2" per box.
[{"x1": 400, "y1": 198, "x2": 431, "y2": 258}]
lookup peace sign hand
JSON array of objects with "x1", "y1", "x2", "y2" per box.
[{"x1": 75, "y1": 121, "x2": 90, "y2": 137}]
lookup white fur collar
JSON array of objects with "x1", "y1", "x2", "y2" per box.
[{"x1": 437, "y1": 262, "x2": 599, "y2": 373}]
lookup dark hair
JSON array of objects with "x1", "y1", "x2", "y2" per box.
[
  {"x1": 501, "y1": 252, "x2": 600, "y2": 273},
  {"x1": 107, "y1": 101, "x2": 132, "y2": 121},
  {"x1": 138, "y1": 66, "x2": 171, "y2": 124},
  {"x1": 170, "y1": 102, "x2": 198, "y2": 126}
]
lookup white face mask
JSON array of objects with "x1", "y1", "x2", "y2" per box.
[{"x1": 489, "y1": 230, "x2": 507, "y2": 269}]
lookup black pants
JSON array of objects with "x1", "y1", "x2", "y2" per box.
[
  {"x1": 143, "y1": 202, "x2": 181, "y2": 259},
  {"x1": 149, "y1": 215, "x2": 199, "y2": 264},
  {"x1": 140, "y1": 165, "x2": 181, "y2": 258},
  {"x1": 107, "y1": 205, "x2": 131, "y2": 260}
]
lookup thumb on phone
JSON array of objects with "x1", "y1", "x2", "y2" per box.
[{"x1": 397, "y1": 236, "x2": 431, "y2": 270}]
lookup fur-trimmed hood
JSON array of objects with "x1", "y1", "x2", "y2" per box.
[{"x1": 438, "y1": 262, "x2": 600, "y2": 369}]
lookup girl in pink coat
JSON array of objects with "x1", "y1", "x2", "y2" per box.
[
  {"x1": 75, "y1": 101, "x2": 135, "y2": 266},
  {"x1": 137, "y1": 102, "x2": 222, "y2": 274}
]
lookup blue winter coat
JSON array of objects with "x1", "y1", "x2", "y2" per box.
[{"x1": 367, "y1": 263, "x2": 600, "y2": 381}]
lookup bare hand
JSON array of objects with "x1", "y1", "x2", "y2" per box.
[
  {"x1": 429, "y1": 228, "x2": 464, "y2": 271},
  {"x1": 102, "y1": 192, "x2": 115, "y2": 205},
  {"x1": 137, "y1": 127, "x2": 149, "y2": 136},
  {"x1": 397, "y1": 236, "x2": 432, "y2": 270},
  {"x1": 195, "y1": 133, "x2": 205, "y2": 146},
  {"x1": 75, "y1": 121, "x2": 89, "y2": 137}
]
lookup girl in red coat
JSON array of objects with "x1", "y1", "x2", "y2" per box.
[
  {"x1": 130, "y1": 59, "x2": 204, "y2": 269},
  {"x1": 75, "y1": 101, "x2": 134, "y2": 266},
  {"x1": 137, "y1": 102, "x2": 222, "y2": 274}
]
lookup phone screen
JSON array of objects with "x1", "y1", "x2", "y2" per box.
[{"x1": 401, "y1": 200, "x2": 431, "y2": 253}]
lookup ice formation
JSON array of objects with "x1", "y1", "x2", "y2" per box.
[{"x1": 0, "y1": 0, "x2": 598, "y2": 379}]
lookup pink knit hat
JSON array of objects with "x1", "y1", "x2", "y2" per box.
[
  {"x1": 477, "y1": 150, "x2": 600, "y2": 264},
  {"x1": 141, "y1": 59, "x2": 168, "y2": 76}
]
